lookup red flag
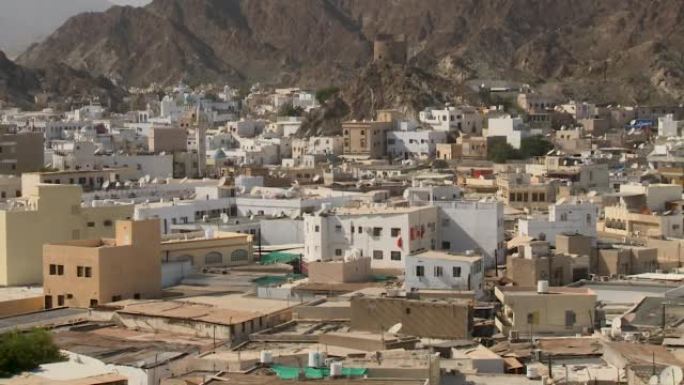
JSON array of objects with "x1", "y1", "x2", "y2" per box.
[{"x1": 397, "y1": 236, "x2": 403, "y2": 249}]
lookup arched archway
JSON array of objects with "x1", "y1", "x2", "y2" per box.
[
  {"x1": 230, "y1": 249, "x2": 249, "y2": 263},
  {"x1": 204, "y1": 252, "x2": 223, "y2": 265}
]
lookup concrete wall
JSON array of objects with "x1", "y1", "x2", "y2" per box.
[
  {"x1": 350, "y1": 296, "x2": 471, "y2": 339},
  {"x1": 0, "y1": 295, "x2": 43, "y2": 318},
  {"x1": 161, "y1": 261, "x2": 193, "y2": 288},
  {"x1": 308, "y1": 257, "x2": 372, "y2": 284}
]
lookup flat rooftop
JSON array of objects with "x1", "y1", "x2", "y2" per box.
[
  {"x1": 0, "y1": 286, "x2": 43, "y2": 301},
  {"x1": 411, "y1": 250, "x2": 482, "y2": 262}
]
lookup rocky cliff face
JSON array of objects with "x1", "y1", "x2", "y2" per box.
[
  {"x1": 0, "y1": 51, "x2": 126, "y2": 110},
  {"x1": 14, "y1": 0, "x2": 684, "y2": 105}
]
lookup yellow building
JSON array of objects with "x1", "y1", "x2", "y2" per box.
[
  {"x1": 0, "y1": 184, "x2": 134, "y2": 286},
  {"x1": 160, "y1": 230, "x2": 253, "y2": 270},
  {"x1": 43, "y1": 219, "x2": 161, "y2": 308},
  {"x1": 495, "y1": 284, "x2": 596, "y2": 337}
]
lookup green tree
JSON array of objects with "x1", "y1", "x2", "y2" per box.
[
  {"x1": 315, "y1": 86, "x2": 340, "y2": 104},
  {"x1": 487, "y1": 140, "x2": 521, "y2": 163},
  {"x1": 278, "y1": 103, "x2": 304, "y2": 117},
  {"x1": 0, "y1": 329, "x2": 64, "y2": 377},
  {"x1": 520, "y1": 135, "x2": 554, "y2": 158}
]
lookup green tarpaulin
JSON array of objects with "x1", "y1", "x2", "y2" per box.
[
  {"x1": 260, "y1": 251, "x2": 300, "y2": 265},
  {"x1": 270, "y1": 364, "x2": 367, "y2": 380},
  {"x1": 252, "y1": 274, "x2": 305, "y2": 287}
]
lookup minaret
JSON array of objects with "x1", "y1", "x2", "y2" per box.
[{"x1": 195, "y1": 102, "x2": 207, "y2": 178}]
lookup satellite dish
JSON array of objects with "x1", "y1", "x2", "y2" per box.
[
  {"x1": 102, "y1": 181, "x2": 110, "y2": 190},
  {"x1": 144, "y1": 175, "x2": 151, "y2": 183},
  {"x1": 612, "y1": 317, "x2": 622, "y2": 329},
  {"x1": 387, "y1": 323, "x2": 403, "y2": 334},
  {"x1": 660, "y1": 366, "x2": 683, "y2": 385}
]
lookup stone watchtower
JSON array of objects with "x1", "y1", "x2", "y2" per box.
[{"x1": 373, "y1": 34, "x2": 407, "y2": 65}]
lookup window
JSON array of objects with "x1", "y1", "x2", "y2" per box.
[
  {"x1": 586, "y1": 213, "x2": 592, "y2": 225},
  {"x1": 111, "y1": 295, "x2": 122, "y2": 302},
  {"x1": 442, "y1": 241, "x2": 451, "y2": 250},
  {"x1": 373, "y1": 250, "x2": 383, "y2": 260},
  {"x1": 77, "y1": 266, "x2": 84, "y2": 277},
  {"x1": 335, "y1": 225, "x2": 342, "y2": 233},
  {"x1": 133, "y1": 293, "x2": 141, "y2": 300},
  {"x1": 416, "y1": 265, "x2": 425, "y2": 277},
  {"x1": 335, "y1": 249, "x2": 342, "y2": 257},
  {"x1": 205, "y1": 252, "x2": 223, "y2": 265},
  {"x1": 103, "y1": 220, "x2": 113, "y2": 227},
  {"x1": 358, "y1": 226, "x2": 363, "y2": 234},
  {"x1": 434, "y1": 266, "x2": 444, "y2": 277},
  {"x1": 565, "y1": 311, "x2": 576, "y2": 328},
  {"x1": 57, "y1": 295, "x2": 65, "y2": 307},
  {"x1": 231, "y1": 249, "x2": 249, "y2": 262},
  {"x1": 391, "y1": 251, "x2": 401, "y2": 261},
  {"x1": 315, "y1": 225, "x2": 320, "y2": 232},
  {"x1": 372, "y1": 227, "x2": 382, "y2": 237},
  {"x1": 90, "y1": 299, "x2": 98, "y2": 307},
  {"x1": 391, "y1": 228, "x2": 401, "y2": 237},
  {"x1": 87, "y1": 222, "x2": 95, "y2": 227},
  {"x1": 57, "y1": 265, "x2": 64, "y2": 275},
  {"x1": 85, "y1": 267, "x2": 92, "y2": 278},
  {"x1": 452, "y1": 266, "x2": 462, "y2": 277},
  {"x1": 49, "y1": 264, "x2": 56, "y2": 275},
  {"x1": 527, "y1": 312, "x2": 539, "y2": 325}
]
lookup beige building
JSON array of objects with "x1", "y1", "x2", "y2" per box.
[
  {"x1": 0, "y1": 184, "x2": 134, "y2": 286},
  {"x1": 21, "y1": 169, "x2": 128, "y2": 193},
  {"x1": 495, "y1": 285, "x2": 596, "y2": 337},
  {"x1": 350, "y1": 294, "x2": 472, "y2": 339},
  {"x1": 43, "y1": 219, "x2": 161, "y2": 308},
  {"x1": 0, "y1": 125, "x2": 44, "y2": 175},
  {"x1": 435, "y1": 143, "x2": 461, "y2": 160},
  {"x1": 160, "y1": 230, "x2": 253, "y2": 270},
  {"x1": 497, "y1": 172, "x2": 556, "y2": 211},
  {"x1": 342, "y1": 121, "x2": 393, "y2": 159},
  {"x1": 0, "y1": 175, "x2": 21, "y2": 200},
  {"x1": 148, "y1": 127, "x2": 187, "y2": 153},
  {"x1": 308, "y1": 257, "x2": 372, "y2": 284}
]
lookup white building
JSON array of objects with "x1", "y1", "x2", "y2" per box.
[
  {"x1": 303, "y1": 193, "x2": 504, "y2": 269},
  {"x1": 267, "y1": 117, "x2": 302, "y2": 137},
  {"x1": 518, "y1": 198, "x2": 599, "y2": 246},
  {"x1": 486, "y1": 114, "x2": 527, "y2": 149},
  {"x1": 658, "y1": 114, "x2": 684, "y2": 137},
  {"x1": 386, "y1": 130, "x2": 447, "y2": 159},
  {"x1": 404, "y1": 250, "x2": 484, "y2": 294},
  {"x1": 304, "y1": 205, "x2": 439, "y2": 269},
  {"x1": 419, "y1": 106, "x2": 483, "y2": 134}
]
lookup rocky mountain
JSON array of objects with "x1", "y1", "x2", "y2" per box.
[
  {"x1": 15, "y1": 0, "x2": 684, "y2": 106},
  {"x1": 0, "y1": 0, "x2": 114, "y2": 58},
  {"x1": 0, "y1": 51, "x2": 127, "y2": 110}
]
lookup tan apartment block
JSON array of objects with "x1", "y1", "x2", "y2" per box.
[
  {"x1": 149, "y1": 127, "x2": 187, "y2": 153},
  {"x1": 342, "y1": 121, "x2": 392, "y2": 159},
  {"x1": 0, "y1": 125, "x2": 44, "y2": 175},
  {"x1": 43, "y1": 219, "x2": 161, "y2": 308},
  {"x1": 308, "y1": 257, "x2": 372, "y2": 284},
  {"x1": 0, "y1": 184, "x2": 134, "y2": 286},
  {"x1": 495, "y1": 285, "x2": 596, "y2": 337}
]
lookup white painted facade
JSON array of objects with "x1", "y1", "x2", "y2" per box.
[
  {"x1": 486, "y1": 115, "x2": 527, "y2": 149},
  {"x1": 657, "y1": 114, "x2": 683, "y2": 137},
  {"x1": 518, "y1": 199, "x2": 599, "y2": 246},
  {"x1": 404, "y1": 250, "x2": 484, "y2": 294},
  {"x1": 419, "y1": 106, "x2": 483, "y2": 134},
  {"x1": 386, "y1": 130, "x2": 447, "y2": 158},
  {"x1": 304, "y1": 206, "x2": 439, "y2": 269}
]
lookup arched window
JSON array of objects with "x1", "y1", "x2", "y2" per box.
[
  {"x1": 231, "y1": 249, "x2": 249, "y2": 262},
  {"x1": 204, "y1": 252, "x2": 222, "y2": 265}
]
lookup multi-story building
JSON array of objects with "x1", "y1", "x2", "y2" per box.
[
  {"x1": 404, "y1": 250, "x2": 484, "y2": 294},
  {"x1": 0, "y1": 184, "x2": 134, "y2": 286},
  {"x1": 386, "y1": 129, "x2": 447, "y2": 159},
  {"x1": 495, "y1": 284, "x2": 597, "y2": 337},
  {"x1": 601, "y1": 183, "x2": 684, "y2": 239},
  {"x1": 0, "y1": 125, "x2": 44, "y2": 175},
  {"x1": 342, "y1": 121, "x2": 393, "y2": 159},
  {"x1": 43, "y1": 219, "x2": 161, "y2": 308},
  {"x1": 497, "y1": 171, "x2": 557, "y2": 211},
  {"x1": 418, "y1": 106, "x2": 482, "y2": 134},
  {"x1": 518, "y1": 198, "x2": 598, "y2": 246},
  {"x1": 486, "y1": 114, "x2": 528, "y2": 149}
]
